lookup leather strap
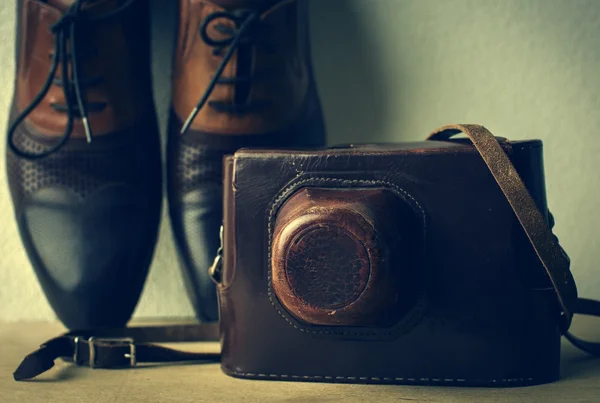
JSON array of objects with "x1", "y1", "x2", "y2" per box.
[
  {"x1": 13, "y1": 323, "x2": 220, "y2": 381},
  {"x1": 427, "y1": 124, "x2": 578, "y2": 330},
  {"x1": 13, "y1": 123, "x2": 600, "y2": 382},
  {"x1": 427, "y1": 124, "x2": 600, "y2": 354}
]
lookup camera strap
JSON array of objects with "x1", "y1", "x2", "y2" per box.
[
  {"x1": 13, "y1": 124, "x2": 600, "y2": 382},
  {"x1": 427, "y1": 124, "x2": 600, "y2": 355}
]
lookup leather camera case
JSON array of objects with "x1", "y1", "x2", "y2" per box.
[{"x1": 217, "y1": 137, "x2": 560, "y2": 387}]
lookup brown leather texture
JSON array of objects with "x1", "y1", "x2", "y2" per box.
[
  {"x1": 8, "y1": 0, "x2": 159, "y2": 209},
  {"x1": 171, "y1": 0, "x2": 311, "y2": 134},
  {"x1": 271, "y1": 187, "x2": 423, "y2": 327},
  {"x1": 427, "y1": 124, "x2": 576, "y2": 330},
  {"x1": 16, "y1": 0, "x2": 149, "y2": 138},
  {"x1": 219, "y1": 138, "x2": 561, "y2": 386}
]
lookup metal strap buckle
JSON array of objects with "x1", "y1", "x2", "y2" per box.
[
  {"x1": 86, "y1": 337, "x2": 137, "y2": 369},
  {"x1": 208, "y1": 225, "x2": 224, "y2": 284}
]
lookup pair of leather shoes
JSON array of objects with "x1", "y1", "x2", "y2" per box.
[{"x1": 6, "y1": 0, "x2": 326, "y2": 329}]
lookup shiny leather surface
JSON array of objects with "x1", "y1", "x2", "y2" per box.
[
  {"x1": 17, "y1": 182, "x2": 158, "y2": 329},
  {"x1": 167, "y1": 0, "x2": 325, "y2": 322},
  {"x1": 219, "y1": 139, "x2": 561, "y2": 386},
  {"x1": 6, "y1": 0, "x2": 162, "y2": 329}
]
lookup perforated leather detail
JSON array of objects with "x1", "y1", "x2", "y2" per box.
[
  {"x1": 172, "y1": 139, "x2": 226, "y2": 196},
  {"x1": 7, "y1": 128, "x2": 140, "y2": 206}
]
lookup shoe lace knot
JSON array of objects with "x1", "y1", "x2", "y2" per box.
[{"x1": 179, "y1": 8, "x2": 275, "y2": 135}]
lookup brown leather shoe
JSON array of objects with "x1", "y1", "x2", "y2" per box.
[
  {"x1": 5, "y1": 0, "x2": 162, "y2": 329},
  {"x1": 167, "y1": 0, "x2": 326, "y2": 321}
]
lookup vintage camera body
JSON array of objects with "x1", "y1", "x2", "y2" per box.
[{"x1": 217, "y1": 137, "x2": 561, "y2": 386}]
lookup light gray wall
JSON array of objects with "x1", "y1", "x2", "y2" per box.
[{"x1": 1, "y1": 0, "x2": 599, "y2": 321}]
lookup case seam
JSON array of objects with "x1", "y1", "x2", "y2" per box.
[
  {"x1": 224, "y1": 367, "x2": 534, "y2": 384},
  {"x1": 266, "y1": 177, "x2": 427, "y2": 337}
]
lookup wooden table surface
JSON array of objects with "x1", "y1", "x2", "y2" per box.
[{"x1": 1, "y1": 318, "x2": 600, "y2": 403}]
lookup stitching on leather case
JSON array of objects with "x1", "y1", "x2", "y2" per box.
[
  {"x1": 222, "y1": 365, "x2": 535, "y2": 384},
  {"x1": 266, "y1": 177, "x2": 427, "y2": 337}
]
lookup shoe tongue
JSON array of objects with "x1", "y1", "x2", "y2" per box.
[{"x1": 210, "y1": 0, "x2": 279, "y2": 11}]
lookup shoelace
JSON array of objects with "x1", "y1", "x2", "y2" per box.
[
  {"x1": 7, "y1": 0, "x2": 137, "y2": 160},
  {"x1": 179, "y1": 9, "x2": 274, "y2": 135}
]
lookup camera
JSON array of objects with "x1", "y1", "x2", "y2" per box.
[{"x1": 215, "y1": 125, "x2": 565, "y2": 386}]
